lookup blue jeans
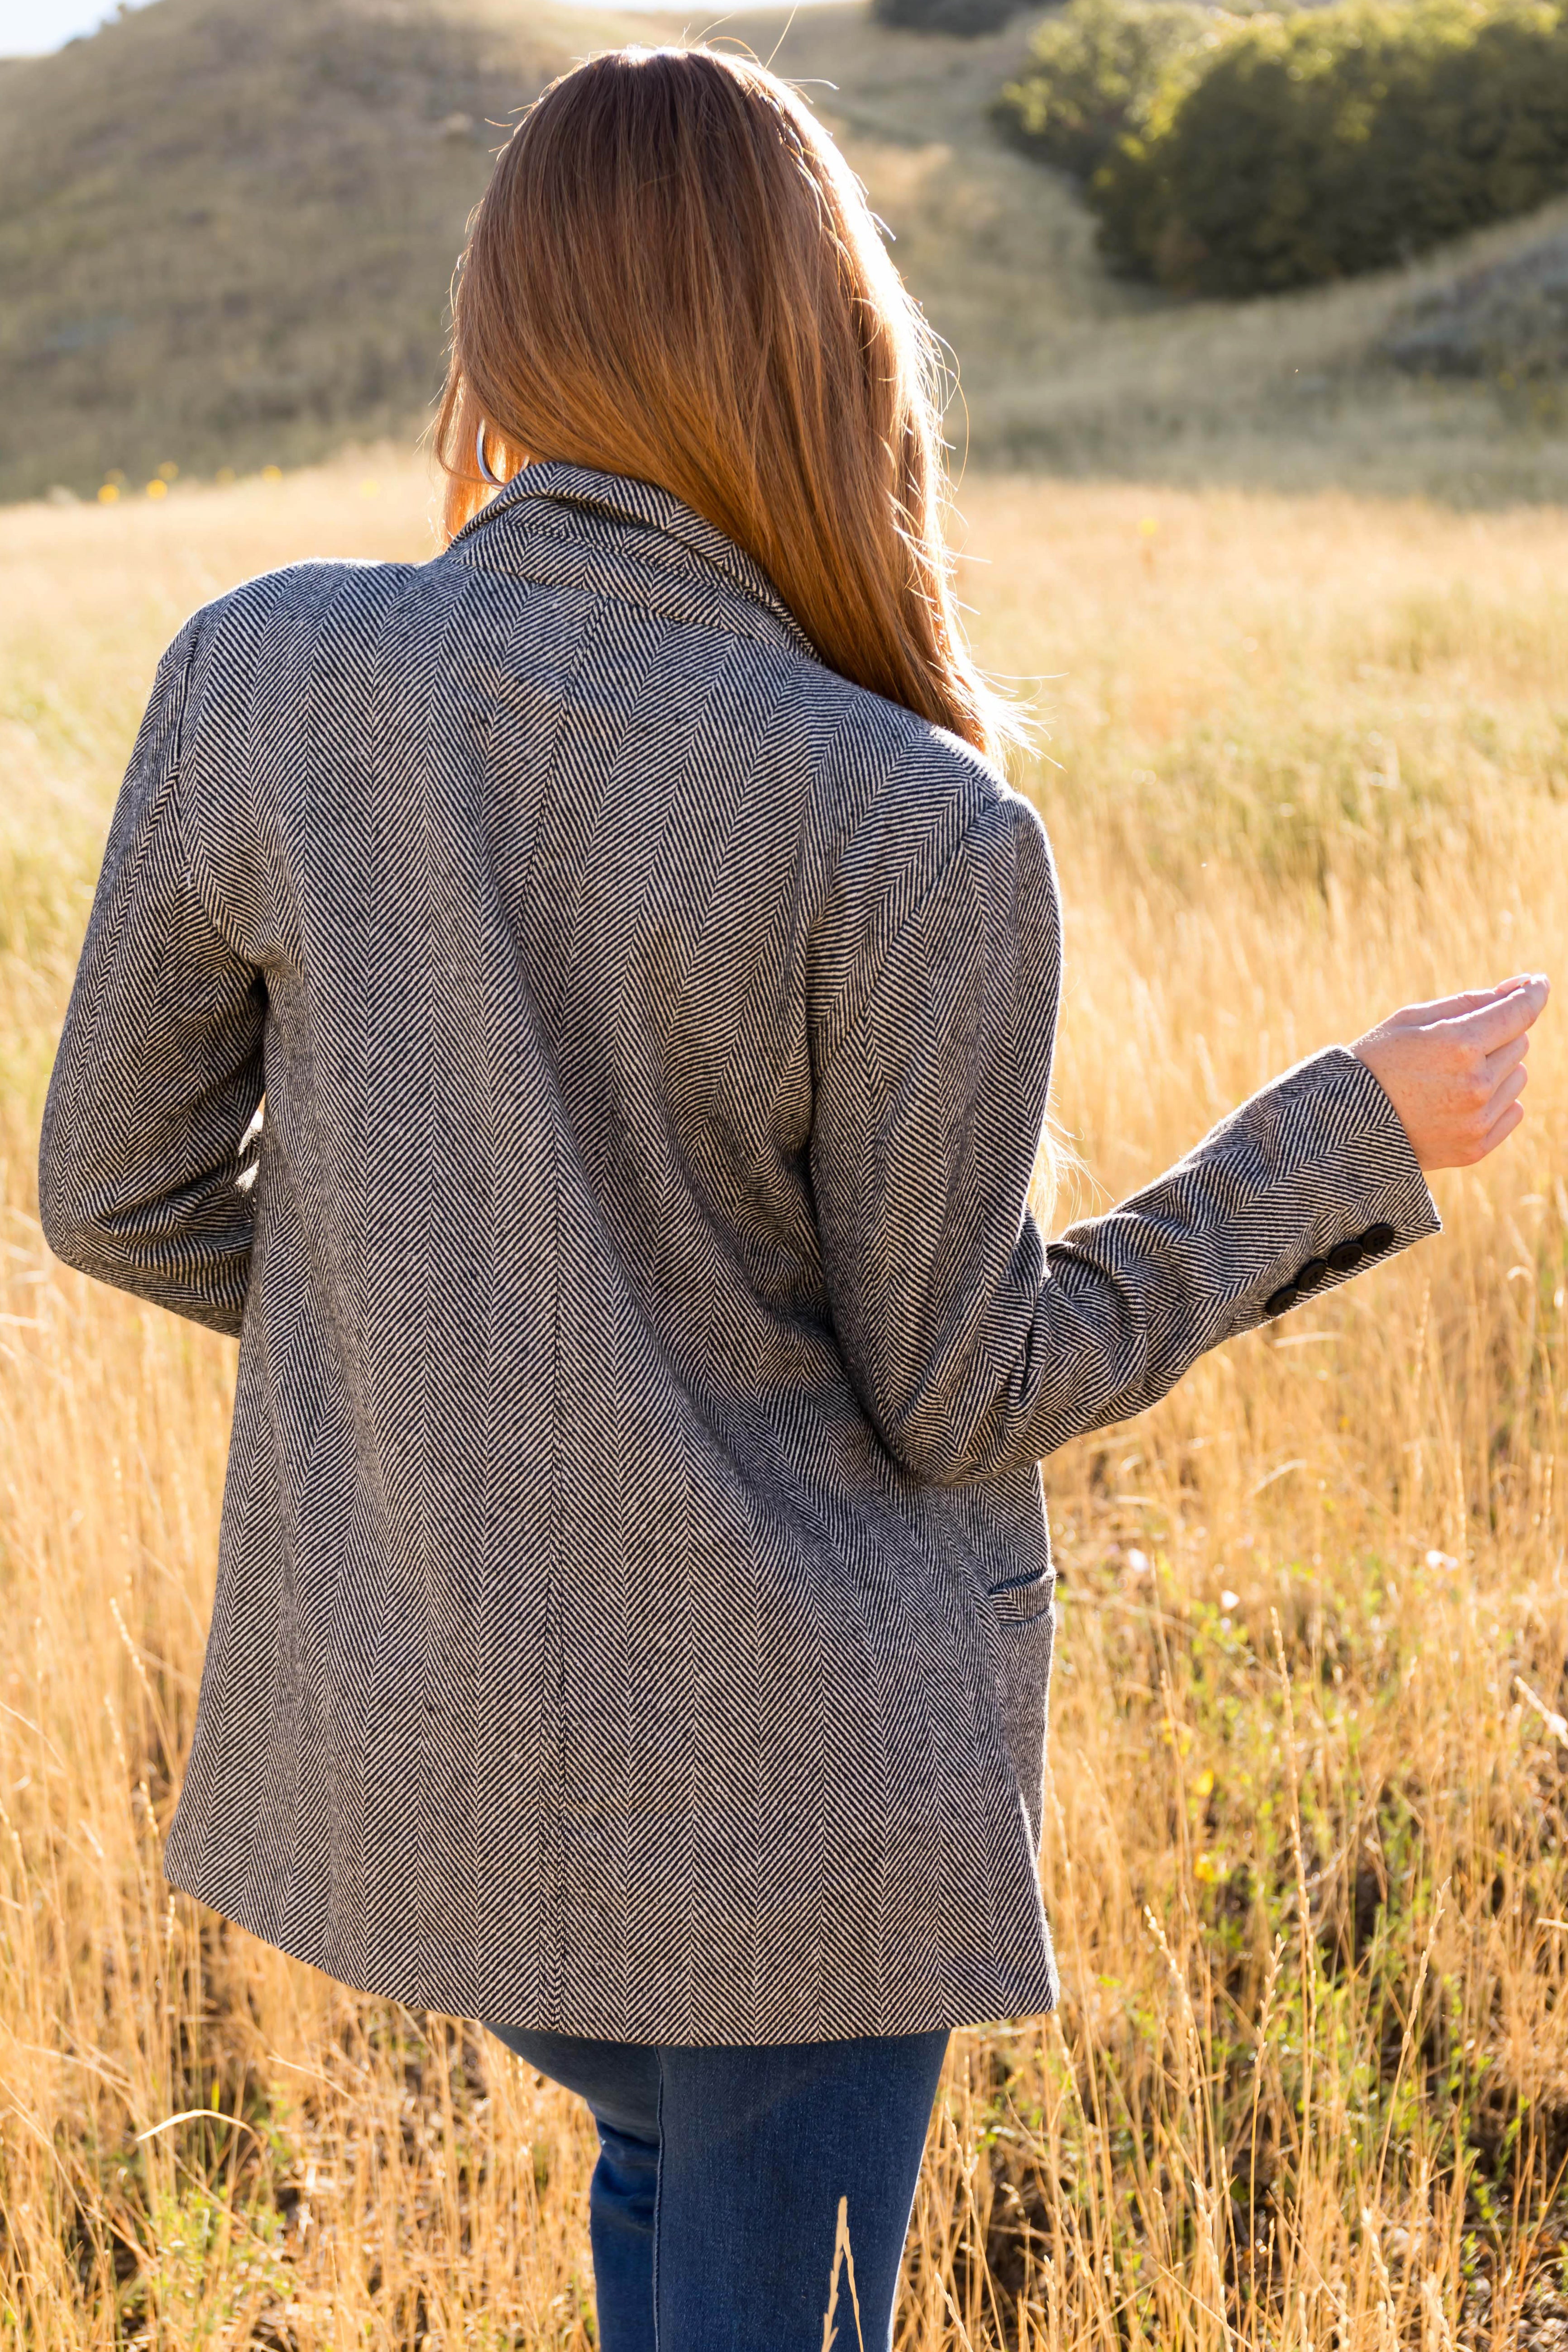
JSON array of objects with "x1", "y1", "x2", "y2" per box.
[{"x1": 480, "y1": 2021, "x2": 950, "y2": 2352}]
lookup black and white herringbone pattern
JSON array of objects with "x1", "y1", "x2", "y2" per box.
[{"x1": 39, "y1": 462, "x2": 1440, "y2": 2043}]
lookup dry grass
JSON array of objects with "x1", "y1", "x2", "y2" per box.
[{"x1": 5, "y1": 453, "x2": 1568, "y2": 2347}]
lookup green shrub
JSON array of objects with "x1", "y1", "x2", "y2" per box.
[
  {"x1": 995, "y1": 0, "x2": 1232, "y2": 179},
  {"x1": 1089, "y1": 0, "x2": 1568, "y2": 295}
]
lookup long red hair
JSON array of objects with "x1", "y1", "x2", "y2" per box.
[{"x1": 434, "y1": 44, "x2": 1023, "y2": 766}]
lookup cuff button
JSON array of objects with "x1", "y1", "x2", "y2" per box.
[
  {"x1": 1296, "y1": 1257, "x2": 1329, "y2": 1290},
  {"x1": 1329, "y1": 1239, "x2": 1365, "y2": 1273},
  {"x1": 1265, "y1": 1284, "x2": 1300, "y2": 1316},
  {"x1": 1362, "y1": 1223, "x2": 1396, "y2": 1252}
]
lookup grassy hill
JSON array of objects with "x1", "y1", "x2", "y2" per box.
[
  {"x1": 740, "y1": 1, "x2": 1568, "y2": 500},
  {"x1": 4, "y1": 0, "x2": 1568, "y2": 502},
  {"x1": 0, "y1": 0, "x2": 651, "y2": 503}
]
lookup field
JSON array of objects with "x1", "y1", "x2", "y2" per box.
[{"x1": 4, "y1": 451, "x2": 1568, "y2": 2349}]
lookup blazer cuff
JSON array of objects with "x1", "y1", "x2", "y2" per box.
[{"x1": 1222, "y1": 1044, "x2": 1441, "y2": 1338}]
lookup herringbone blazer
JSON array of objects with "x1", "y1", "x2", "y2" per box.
[{"x1": 40, "y1": 461, "x2": 1439, "y2": 2043}]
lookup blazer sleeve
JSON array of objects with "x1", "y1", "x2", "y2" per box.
[
  {"x1": 38, "y1": 616, "x2": 265, "y2": 1338},
  {"x1": 808, "y1": 790, "x2": 1440, "y2": 1486}
]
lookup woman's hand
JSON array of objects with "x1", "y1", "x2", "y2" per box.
[{"x1": 1353, "y1": 974, "x2": 1550, "y2": 1171}]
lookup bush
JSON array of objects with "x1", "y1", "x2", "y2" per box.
[
  {"x1": 1089, "y1": 0, "x2": 1568, "y2": 295},
  {"x1": 874, "y1": 0, "x2": 1021, "y2": 33},
  {"x1": 995, "y1": 0, "x2": 1232, "y2": 179}
]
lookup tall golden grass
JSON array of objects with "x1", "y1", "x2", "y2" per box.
[{"x1": 4, "y1": 453, "x2": 1568, "y2": 2348}]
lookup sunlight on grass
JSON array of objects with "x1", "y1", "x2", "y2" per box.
[{"x1": 3, "y1": 453, "x2": 1568, "y2": 2347}]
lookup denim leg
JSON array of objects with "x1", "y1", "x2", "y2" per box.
[
  {"x1": 654, "y1": 2028, "x2": 949, "y2": 2352},
  {"x1": 483, "y1": 2019, "x2": 949, "y2": 2352},
  {"x1": 481, "y1": 2023, "x2": 661, "y2": 2352}
]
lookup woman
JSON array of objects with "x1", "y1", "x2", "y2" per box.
[{"x1": 39, "y1": 44, "x2": 1544, "y2": 2352}]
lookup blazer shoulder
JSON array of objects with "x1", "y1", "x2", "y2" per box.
[
  {"x1": 102, "y1": 562, "x2": 400, "y2": 808},
  {"x1": 183, "y1": 557, "x2": 421, "y2": 671},
  {"x1": 803, "y1": 679, "x2": 1056, "y2": 1054},
  {"x1": 899, "y1": 717, "x2": 1042, "y2": 849},
  {"x1": 768, "y1": 650, "x2": 1031, "y2": 851},
  {"x1": 829, "y1": 674, "x2": 1048, "y2": 889}
]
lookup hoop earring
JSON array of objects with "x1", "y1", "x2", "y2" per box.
[{"x1": 475, "y1": 419, "x2": 504, "y2": 487}]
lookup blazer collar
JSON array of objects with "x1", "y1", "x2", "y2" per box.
[{"x1": 457, "y1": 459, "x2": 818, "y2": 660}]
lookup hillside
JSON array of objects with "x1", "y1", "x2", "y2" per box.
[
  {"x1": 742, "y1": 2, "x2": 1568, "y2": 500},
  {"x1": 0, "y1": 0, "x2": 651, "y2": 503},
  {"x1": 4, "y1": 0, "x2": 1568, "y2": 501}
]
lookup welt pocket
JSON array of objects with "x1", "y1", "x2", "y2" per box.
[{"x1": 985, "y1": 1573, "x2": 1055, "y2": 1625}]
